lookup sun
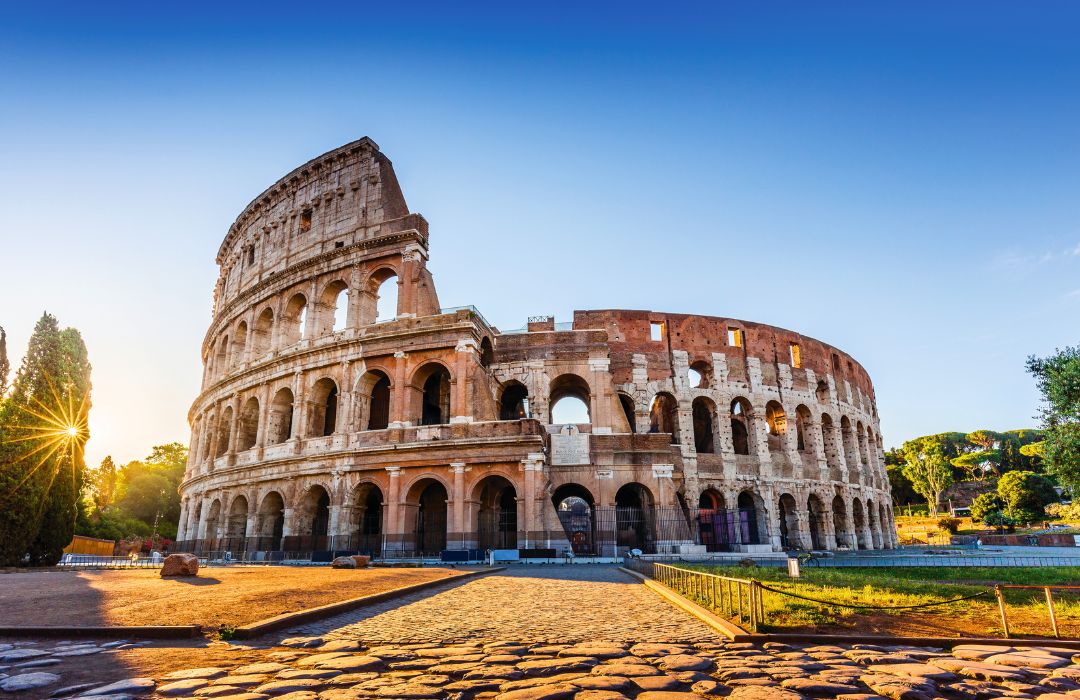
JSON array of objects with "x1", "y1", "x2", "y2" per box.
[{"x1": 66, "y1": 426, "x2": 80, "y2": 437}]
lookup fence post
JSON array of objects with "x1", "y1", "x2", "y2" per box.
[
  {"x1": 749, "y1": 581, "x2": 758, "y2": 631},
  {"x1": 1045, "y1": 587, "x2": 1060, "y2": 639},
  {"x1": 994, "y1": 585, "x2": 1010, "y2": 639}
]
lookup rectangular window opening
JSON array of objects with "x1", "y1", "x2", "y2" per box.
[
  {"x1": 789, "y1": 343, "x2": 801, "y2": 368},
  {"x1": 245, "y1": 246, "x2": 255, "y2": 267},
  {"x1": 300, "y1": 209, "x2": 313, "y2": 233},
  {"x1": 335, "y1": 241, "x2": 344, "y2": 248},
  {"x1": 728, "y1": 328, "x2": 742, "y2": 347},
  {"x1": 650, "y1": 322, "x2": 664, "y2": 342}
]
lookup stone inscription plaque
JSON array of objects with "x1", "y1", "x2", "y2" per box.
[{"x1": 551, "y1": 430, "x2": 591, "y2": 466}]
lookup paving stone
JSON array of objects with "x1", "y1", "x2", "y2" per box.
[
  {"x1": 0, "y1": 672, "x2": 61, "y2": 692},
  {"x1": 516, "y1": 657, "x2": 597, "y2": 676},
  {"x1": 952, "y1": 646, "x2": 1014, "y2": 661},
  {"x1": 727, "y1": 686, "x2": 805, "y2": 699},
  {"x1": 860, "y1": 673, "x2": 936, "y2": 700},
  {"x1": 0, "y1": 648, "x2": 50, "y2": 662},
  {"x1": 571, "y1": 675, "x2": 634, "y2": 692},
  {"x1": 494, "y1": 683, "x2": 577, "y2": 699},
  {"x1": 50, "y1": 682, "x2": 100, "y2": 697},
  {"x1": 592, "y1": 663, "x2": 662, "y2": 677},
  {"x1": 211, "y1": 674, "x2": 268, "y2": 687},
  {"x1": 781, "y1": 677, "x2": 863, "y2": 695},
  {"x1": 253, "y1": 677, "x2": 326, "y2": 694},
  {"x1": 656, "y1": 654, "x2": 713, "y2": 672},
  {"x1": 279, "y1": 637, "x2": 325, "y2": 648},
  {"x1": 984, "y1": 652, "x2": 1071, "y2": 669},
  {"x1": 164, "y1": 667, "x2": 229, "y2": 681},
  {"x1": 275, "y1": 668, "x2": 341, "y2": 680},
  {"x1": 157, "y1": 678, "x2": 210, "y2": 695},
  {"x1": 636, "y1": 693, "x2": 702, "y2": 699},
  {"x1": 867, "y1": 662, "x2": 958, "y2": 682},
  {"x1": 16, "y1": 657, "x2": 62, "y2": 668},
  {"x1": 630, "y1": 674, "x2": 685, "y2": 692},
  {"x1": 79, "y1": 677, "x2": 155, "y2": 696}
]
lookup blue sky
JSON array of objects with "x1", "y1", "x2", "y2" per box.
[{"x1": 1, "y1": 2, "x2": 1078, "y2": 467}]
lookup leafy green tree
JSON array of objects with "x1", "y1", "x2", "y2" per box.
[
  {"x1": 0, "y1": 325, "x2": 9, "y2": 398},
  {"x1": 1000, "y1": 429, "x2": 1044, "y2": 473},
  {"x1": 885, "y1": 448, "x2": 919, "y2": 505},
  {"x1": 951, "y1": 430, "x2": 1001, "y2": 480},
  {"x1": 996, "y1": 470, "x2": 1058, "y2": 523},
  {"x1": 0, "y1": 314, "x2": 91, "y2": 566},
  {"x1": 1027, "y1": 346, "x2": 1080, "y2": 494},
  {"x1": 970, "y1": 492, "x2": 1003, "y2": 523},
  {"x1": 901, "y1": 435, "x2": 957, "y2": 515},
  {"x1": 87, "y1": 456, "x2": 118, "y2": 511}
]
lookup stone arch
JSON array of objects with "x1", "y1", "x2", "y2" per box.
[
  {"x1": 552, "y1": 483, "x2": 596, "y2": 556},
  {"x1": 498, "y1": 380, "x2": 529, "y2": 421},
  {"x1": 649, "y1": 392, "x2": 679, "y2": 443},
  {"x1": 821, "y1": 413, "x2": 842, "y2": 480},
  {"x1": 688, "y1": 359, "x2": 714, "y2": 389},
  {"x1": 319, "y1": 279, "x2": 350, "y2": 334},
  {"x1": 351, "y1": 481, "x2": 384, "y2": 555},
  {"x1": 354, "y1": 369, "x2": 392, "y2": 430},
  {"x1": 479, "y1": 337, "x2": 494, "y2": 368},
  {"x1": 268, "y1": 387, "x2": 294, "y2": 444},
  {"x1": 730, "y1": 397, "x2": 754, "y2": 456},
  {"x1": 816, "y1": 379, "x2": 830, "y2": 403},
  {"x1": 832, "y1": 494, "x2": 851, "y2": 549},
  {"x1": 852, "y1": 497, "x2": 868, "y2": 550},
  {"x1": 736, "y1": 490, "x2": 767, "y2": 546},
  {"x1": 615, "y1": 482, "x2": 655, "y2": 552},
  {"x1": 226, "y1": 495, "x2": 249, "y2": 539},
  {"x1": 857, "y1": 421, "x2": 870, "y2": 468},
  {"x1": 867, "y1": 498, "x2": 882, "y2": 549},
  {"x1": 411, "y1": 362, "x2": 452, "y2": 426},
  {"x1": 777, "y1": 493, "x2": 801, "y2": 549},
  {"x1": 282, "y1": 292, "x2": 308, "y2": 345},
  {"x1": 765, "y1": 400, "x2": 787, "y2": 453},
  {"x1": 308, "y1": 377, "x2": 339, "y2": 437},
  {"x1": 405, "y1": 477, "x2": 449, "y2": 555},
  {"x1": 878, "y1": 501, "x2": 890, "y2": 549},
  {"x1": 549, "y1": 373, "x2": 591, "y2": 425},
  {"x1": 795, "y1": 404, "x2": 812, "y2": 453},
  {"x1": 204, "y1": 498, "x2": 223, "y2": 541},
  {"x1": 807, "y1": 494, "x2": 827, "y2": 550},
  {"x1": 840, "y1": 416, "x2": 858, "y2": 471},
  {"x1": 697, "y1": 488, "x2": 729, "y2": 552},
  {"x1": 362, "y1": 266, "x2": 399, "y2": 325},
  {"x1": 215, "y1": 406, "x2": 233, "y2": 457},
  {"x1": 231, "y1": 321, "x2": 248, "y2": 365},
  {"x1": 238, "y1": 397, "x2": 259, "y2": 451},
  {"x1": 295, "y1": 484, "x2": 332, "y2": 544},
  {"x1": 692, "y1": 397, "x2": 717, "y2": 453},
  {"x1": 474, "y1": 475, "x2": 518, "y2": 550},
  {"x1": 617, "y1": 392, "x2": 636, "y2": 433},
  {"x1": 214, "y1": 334, "x2": 230, "y2": 377},
  {"x1": 252, "y1": 307, "x2": 274, "y2": 356},
  {"x1": 256, "y1": 491, "x2": 286, "y2": 550}
]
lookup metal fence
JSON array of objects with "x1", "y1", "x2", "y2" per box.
[{"x1": 625, "y1": 558, "x2": 762, "y2": 631}]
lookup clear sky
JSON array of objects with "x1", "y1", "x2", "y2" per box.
[{"x1": 1, "y1": 2, "x2": 1078, "y2": 468}]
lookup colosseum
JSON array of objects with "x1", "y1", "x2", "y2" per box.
[{"x1": 176, "y1": 137, "x2": 897, "y2": 561}]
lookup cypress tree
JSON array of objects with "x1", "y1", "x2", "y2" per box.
[
  {"x1": 0, "y1": 314, "x2": 92, "y2": 566},
  {"x1": 0, "y1": 325, "x2": 9, "y2": 398}
]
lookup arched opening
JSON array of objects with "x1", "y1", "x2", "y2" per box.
[
  {"x1": 374, "y1": 272, "x2": 398, "y2": 323},
  {"x1": 697, "y1": 489, "x2": 731, "y2": 552},
  {"x1": 867, "y1": 498, "x2": 881, "y2": 549},
  {"x1": 778, "y1": 493, "x2": 800, "y2": 550},
  {"x1": 475, "y1": 475, "x2": 518, "y2": 550},
  {"x1": 215, "y1": 406, "x2": 233, "y2": 457},
  {"x1": 479, "y1": 337, "x2": 494, "y2": 368},
  {"x1": 795, "y1": 405, "x2": 812, "y2": 453},
  {"x1": 231, "y1": 322, "x2": 247, "y2": 365},
  {"x1": 857, "y1": 422, "x2": 870, "y2": 467},
  {"x1": 692, "y1": 397, "x2": 716, "y2": 453},
  {"x1": 852, "y1": 498, "x2": 868, "y2": 550},
  {"x1": 832, "y1": 495, "x2": 851, "y2": 549},
  {"x1": 649, "y1": 393, "x2": 679, "y2": 443},
  {"x1": 765, "y1": 401, "x2": 787, "y2": 453},
  {"x1": 617, "y1": 393, "x2": 636, "y2": 433},
  {"x1": 615, "y1": 483, "x2": 655, "y2": 552},
  {"x1": 253, "y1": 308, "x2": 274, "y2": 356},
  {"x1": 320, "y1": 280, "x2": 349, "y2": 334},
  {"x1": 204, "y1": 499, "x2": 222, "y2": 542},
  {"x1": 840, "y1": 416, "x2": 857, "y2": 469},
  {"x1": 552, "y1": 483, "x2": 596, "y2": 555},
  {"x1": 309, "y1": 378, "x2": 338, "y2": 437},
  {"x1": 730, "y1": 398, "x2": 753, "y2": 455},
  {"x1": 268, "y1": 388, "x2": 294, "y2": 444},
  {"x1": 353, "y1": 483, "x2": 383, "y2": 556},
  {"x1": 282, "y1": 293, "x2": 307, "y2": 345},
  {"x1": 226, "y1": 496, "x2": 248, "y2": 541},
  {"x1": 688, "y1": 360, "x2": 713, "y2": 389},
  {"x1": 215, "y1": 335, "x2": 229, "y2": 377},
  {"x1": 549, "y1": 374, "x2": 591, "y2": 425},
  {"x1": 737, "y1": 490, "x2": 764, "y2": 545},
  {"x1": 409, "y1": 479, "x2": 448, "y2": 555},
  {"x1": 807, "y1": 494, "x2": 826, "y2": 550},
  {"x1": 356, "y1": 370, "x2": 391, "y2": 430},
  {"x1": 879, "y1": 502, "x2": 890, "y2": 549},
  {"x1": 816, "y1": 380, "x2": 830, "y2": 403},
  {"x1": 413, "y1": 364, "x2": 451, "y2": 426},
  {"x1": 498, "y1": 381, "x2": 529, "y2": 420},
  {"x1": 295, "y1": 485, "x2": 331, "y2": 551},
  {"x1": 238, "y1": 397, "x2": 259, "y2": 451},
  {"x1": 257, "y1": 492, "x2": 285, "y2": 551}
]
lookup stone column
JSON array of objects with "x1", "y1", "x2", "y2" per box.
[
  {"x1": 450, "y1": 463, "x2": 468, "y2": 549},
  {"x1": 196, "y1": 498, "x2": 210, "y2": 541},
  {"x1": 292, "y1": 371, "x2": 307, "y2": 446},
  {"x1": 390, "y1": 351, "x2": 408, "y2": 427},
  {"x1": 451, "y1": 341, "x2": 475, "y2": 424},
  {"x1": 227, "y1": 394, "x2": 241, "y2": 457},
  {"x1": 176, "y1": 500, "x2": 189, "y2": 542},
  {"x1": 821, "y1": 508, "x2": 837, "y2": 550},
  {"x1": 256, "y1": 383, "x2": 270, "y2": 451},
  {"x1": 521, "y1": 453, "x2": 545, "y2": 550},
  {"x1": 385, "y1": 467, "x2": 401, "y2": 555},
  {"x1": 281, "y1": 507, "x2": 296, "y2": 537},
  {"x1": 588, "y1": 357, "x2": 612, "y2": 434}
]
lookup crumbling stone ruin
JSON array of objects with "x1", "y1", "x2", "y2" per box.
[{"x1": 177, "y1": 137, "x2": 896, "y2": 558}]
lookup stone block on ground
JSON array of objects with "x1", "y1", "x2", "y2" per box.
[
  {"x1": 331, "y1": 556, "x2": 356, "y2": 569},
  {"x1": 160, "y1": 553, "x2": 199, "y2": 577}
]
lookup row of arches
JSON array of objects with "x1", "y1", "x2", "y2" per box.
[{"x1": 206, "y1": 270, "x2": 400, "y2": 381}]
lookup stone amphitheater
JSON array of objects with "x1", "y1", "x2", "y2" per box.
[{"x1": 175, "y1": 137, "x2": 896, "y2": 558}]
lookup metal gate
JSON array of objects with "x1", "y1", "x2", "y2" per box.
[
  {"x1": 415, "y1": 508, "x2": 447, "y2": 556},
  {"x1": 478, "y1": 506, "x2": 517, "y2": 550}
]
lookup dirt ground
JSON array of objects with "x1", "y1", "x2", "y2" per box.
[{"x1": 0, "y1": 565, "x2": 458, "y2": 630}]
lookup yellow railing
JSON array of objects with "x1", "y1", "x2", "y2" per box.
[{"x1": 625, "y1": 559, "x2": 764, "y2": 631}]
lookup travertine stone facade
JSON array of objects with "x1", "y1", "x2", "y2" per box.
[{"x1": 178, "y1": 137, "x2": 896, "y2": 557}]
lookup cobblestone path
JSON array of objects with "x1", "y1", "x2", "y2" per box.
[
  {"x1": 294, "y1": 565, "x2": 717, "y2": 644},
  {"x1": 7, "y1": 565, "x2": 1080, "y2": 699}
]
